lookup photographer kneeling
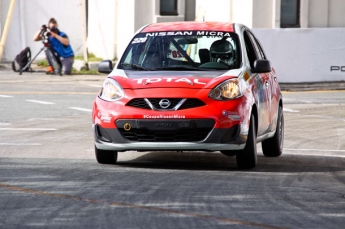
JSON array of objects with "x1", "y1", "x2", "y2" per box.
[{"x1": 33, "y1": 18, "x2": 74, "y2": 75}]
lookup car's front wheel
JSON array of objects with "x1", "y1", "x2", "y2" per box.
[
  {"x1": 95, "y1": 146, "x2": 118, "y2": 164},
  {"x1": 236, "y1": 114, "x2": 257, "y2": 169},
  {"x1": 262, "y1": 106, "x2": 284, "y2": 157}
]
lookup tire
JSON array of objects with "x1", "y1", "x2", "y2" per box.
[
  {"x1": 95, "y1": 146, "x2": 118, "y2": 164},
  {"x1": 236, "y1": 114, "x2": 257, "y2": 169},
  {"x1": 262, "y1": 106, "x2": 284, "y2": 157}
]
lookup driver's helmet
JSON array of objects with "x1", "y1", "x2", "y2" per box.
[{"x1": 209, "y1": 39, "x2": 235, "y2": 66}]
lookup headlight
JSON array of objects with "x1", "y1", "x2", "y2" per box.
[
  {"x1": 99, "y1": 78, "x2": 125, "y2": 101},
  {"x1": 209, "y1": 79, "x2": 242, "y2": 100}
]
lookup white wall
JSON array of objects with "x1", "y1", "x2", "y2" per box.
[
  {"x1": 195, "y1": 0, "x2": 231, "y2": 22},
  {"x1": 87, "y1": 0, "x2": 117, "y2": 60},
  {"x1": 308, "y1": 0, "x2": 329, "y2": 27},
  {"x1": 328, "y1": 0, "x2": 345, "y2": 27},
  {"x1": 253, "y1": 28, "x2": 345, "y2": 83},
  {"x1": 231, "y1": 0, "x2": 254, "y2": 27},
  {"x1": 252, "y1": 0, "x2": 273, "y2": 28},
  {"x1": 115, "y1": 0, "x2": 136, "y2": 59},
  {"x1": 135, "y1": 0, "x2": 154, "y2": 31},
  {"x1": 0, "y1": 0, "x2": 83, "y2": 62}
]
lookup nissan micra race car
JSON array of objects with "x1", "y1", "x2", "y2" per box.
[{"x1": 93, "y1": 22, "x2": 284, "y2": 169}]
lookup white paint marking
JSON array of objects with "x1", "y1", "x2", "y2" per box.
[
  {"x1": 26, "y1": 100, "x2": 55, "y2": 105},
  {"x1": 283, "y1": 98, "x2": 312, "y2": 103},
  {"x1": 0, "y1": 143, "x2": 42, "y2": 146},
  {"x1": 283, "y1": 108, "x2": 300, "y2": 113},
  {"x1": 285, "y1": 148, "x2": 345, "y2": 152},
  {"x1": 0, "y1": 123, "x2": 11, "y2": 126},
  {"x1": 69, "y1": 107, "x2": 92, "y2": 112},
  {"x1": 89, "y1": 84, "x2": 102, "y2": 88},
  {"x1": 0, "y1": 128, "x2": 57, "y2": 131},
  {"x1": 283, "y1": 148, "x2": 345, "y2": 158},
  {"x1": 0, "y1": 94, "x2": 13, "y2": 98}
]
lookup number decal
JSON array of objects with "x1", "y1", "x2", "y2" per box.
[
  {"x1": 172, "y1": 50, "x2": 182, "y2": 58},
  {"x1": 132, "y1": 37, "x2": 147, "y2": 44}
]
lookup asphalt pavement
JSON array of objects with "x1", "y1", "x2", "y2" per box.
[{"x1": 1, "y1": 65, "x2": 345, "y2": 228}]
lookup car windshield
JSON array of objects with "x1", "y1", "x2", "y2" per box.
[{"x1": 118, "y1": 31, "x2": 241, "y2": 71}]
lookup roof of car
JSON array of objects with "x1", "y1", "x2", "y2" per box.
[{"x1": 141, "y1": 21, "x2": 235, "y2": 33}]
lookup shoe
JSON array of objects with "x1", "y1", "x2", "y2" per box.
[{"x1": 46, "y1": 66, "x2": 54, "y2": 74}]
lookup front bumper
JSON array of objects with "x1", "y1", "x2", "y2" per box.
[{"x1": 93, "y1": 121, "x2": 247, "y2": 152}]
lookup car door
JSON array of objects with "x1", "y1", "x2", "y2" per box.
[
  {"x1": 248, "y1": 32, "x2": 280, "y2": 133},
  {"x1": 243, "y1": 30, "x2": 271, "y2": 136}
]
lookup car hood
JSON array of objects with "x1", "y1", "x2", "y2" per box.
[{"x1": 108, "y1": 69, "x2": 242, "y2": 89}]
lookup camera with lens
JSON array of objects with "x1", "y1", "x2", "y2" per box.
[{"x1": 40, "y1": 25, "x2": 60, "y2": 43}]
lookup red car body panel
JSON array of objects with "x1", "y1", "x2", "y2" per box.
[{"x1": 141, "y1": 21, "x2": 234, "y2": 33}]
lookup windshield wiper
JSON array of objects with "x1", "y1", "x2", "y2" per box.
[
  {"x1": 121, "y1": 63, "x2": 148, "y2": 71},
  {"x1": 151, "y1": 66, "x2": 210, "y2": 71}
]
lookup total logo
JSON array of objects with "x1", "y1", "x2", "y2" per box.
[{"x1": 133, "y1": 78, "x2": 206, "y2": 85}]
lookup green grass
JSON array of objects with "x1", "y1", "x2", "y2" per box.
[
  {"x1": 75, "y1": 53, "x2": 103, "y2": 62},
  {"x1": 72, "y1": 68, "x2": 99, "y2": 75},
  {"x1": 37, "y1": 59, "x2": 48, "y2": 67}
]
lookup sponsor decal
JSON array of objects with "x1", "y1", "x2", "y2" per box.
[
  {"x1": 132, "y1": 37, "x2": 147, "y2": 44},
  {"x1": 145, "y1": 31, "x2": 232, "y2": 37},
  {"x1": 330, "y1": 66, "x2": 345, "y2": 72},
  {"x1": 98, "y1": 112, "x2": 111, "y2": 123},
  {"x1": 143, "y1": 114, "x2": 186, "y2": 119},
  {"x1": 133, "y1": 78, "x2": 206, "y2": 85}
]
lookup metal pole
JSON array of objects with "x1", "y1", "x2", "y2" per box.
[{"x1": 0, "y1": 0, "x2": 17, "y2": 62}]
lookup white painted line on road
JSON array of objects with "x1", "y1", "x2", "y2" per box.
[
  {"x1": 89, "y1": 84, "x2": 102, "y2": 88},
  {"x1": 283, "y1": 108, "x2": 300, "y2": 112},
  {"x1": 0, "y1": 143, "x2": 41, "y2": 146},
  {"x1": 0, "y1": 94, "x2": 13, "y2": 98},
  {"x1": 0, "y1": 128, "x2": 57, "y2": 131},
  {"x1": 291, "y1": 114, "x2": 345, "y2": 121},
  {"x1": 283, "y1": 98, "x2": 312, "y2": 103},
  {"x1": 69, "y1": 107, "x2": 92, "y2": 112},
  {"x1": 284, "y1": 148, "x2": 345, "y2": 158},
  {"x1": 26, "y1": 100, "x2": 55, "y2": 105},
  {"x1": 0, "y1": 123, "x2": 11, "y2": 126},
  {"x1": 285, "y1": 148, "x2": 345, "y2": 152}
]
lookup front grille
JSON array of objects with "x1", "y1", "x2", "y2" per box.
[
  {"x1": 117, "y1": 119, "x2": 215, "y2": 142},
  {"x1": 119, "y1": 128, "x2": 212, "y2": 142},
  {"x1": 127, "y1": 99, "x2": 151, "y2": 109},
  {"x1": 126, "y1": 98, "x2": 205, "y2": 110}
]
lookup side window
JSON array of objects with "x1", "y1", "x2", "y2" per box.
[
  {"x1": 243, "y1": 31, "x2": 257, "y2": 68},
  {"x1": 247, "y1": 32, "x2": 265, "y2": 60}
]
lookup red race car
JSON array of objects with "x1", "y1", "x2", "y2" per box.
[{"x1": 93, "y1": 22, "x2": 284, "y2": 169}]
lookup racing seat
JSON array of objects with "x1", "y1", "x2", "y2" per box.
[{"x1": 199, "y1": 48, "x2": 210, "y2": 64}]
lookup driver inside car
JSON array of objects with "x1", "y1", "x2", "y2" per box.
[{"x1": 209, "y1": 39, "x2": 235, "y2": 66}]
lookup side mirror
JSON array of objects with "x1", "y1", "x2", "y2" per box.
[
  {"x1": 98, "y1": 60, "x2": 113, "y2": 74},
  {"x1": 252, "y1": 59, "x2": 271, "y2": 73}
]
